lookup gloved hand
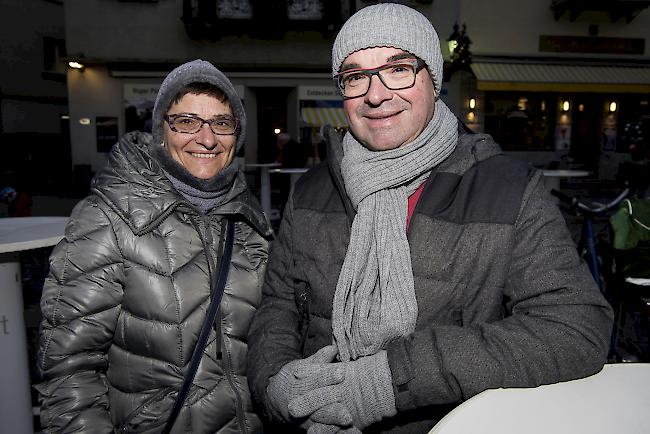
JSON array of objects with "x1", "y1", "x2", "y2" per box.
[
  {"x1": 288, "y1": 350, "x2": 397, "y2": 430},
  {"x1": 301, "y1": 403, "x2": 361, "y2": 434},
  {"x1": 266, "y1": 345, "x2": 346, "y2": 424},
  {"x1": 305, "y1": 420, "x2": 362, "y2": 434}
]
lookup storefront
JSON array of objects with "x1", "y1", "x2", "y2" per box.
[
  {"x1": 297, "y1": 85, "x2": 347, "y2": 163},
  {"x1": 469, "y1": 59, "x2": 650, "y2": 173}
]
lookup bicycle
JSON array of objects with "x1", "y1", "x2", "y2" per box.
[
  {"x1": 551, "y1": 187, "x2": 629, "y2": 293},
  {"x1": 550, "y1": 187, "x2": 631, "y2": 361}
]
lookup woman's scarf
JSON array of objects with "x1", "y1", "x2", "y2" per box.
[{"x1": 149, "y1": 143, "x2": 246, "y2": 214}]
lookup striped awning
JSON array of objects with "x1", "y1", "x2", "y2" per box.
[
  {"x1": 471, "y1": 61, "x2": 650, "y2": 93},
  {"x1": 301, "y1": 107, "x2": 348, "y2": 128}
]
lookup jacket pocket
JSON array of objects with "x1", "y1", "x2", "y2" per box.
[{"x1": 117, "y1": 388, "x2": 175, "y2": 433}]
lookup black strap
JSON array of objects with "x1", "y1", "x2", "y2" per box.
[{"x1": 163, "y1": 219, "x2": 235, "y2": 434}]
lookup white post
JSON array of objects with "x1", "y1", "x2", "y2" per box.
[
  {"x1": 0, "y1": 254, "x2": 34, "y2": 434},
  {"x1": 260, "y1": 166, "x2": 272, "y2": 218}
]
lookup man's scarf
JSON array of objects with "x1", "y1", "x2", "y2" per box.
[{"x1": 332, "y1": 99, "x2": 458, "y2": 361}]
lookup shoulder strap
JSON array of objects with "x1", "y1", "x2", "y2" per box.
[{"x1": 163, "y1": 218, "x2": 236, "y2": 434}]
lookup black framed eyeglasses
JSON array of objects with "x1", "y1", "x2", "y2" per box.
[
  {"x1": 164, "y1": 114, "x2": 238, "y2": 135},
  {"x1": 334, "y1": 58, "x2": 426, "y2": 99}
]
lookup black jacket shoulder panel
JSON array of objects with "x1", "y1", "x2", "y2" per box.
[
  {"x1": 293, "y1": 133, "x2": 532, "y2": 226},
  {"x1": 419, "y1": 154, "x2": 533, "y2": 225}
]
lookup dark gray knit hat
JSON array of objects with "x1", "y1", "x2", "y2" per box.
[
  {"x1": 152, "y1": 59, "x2": 246, "y2": 152},
  {"x1": 332, "y1": 3, "x2": 443, "y2": 96}
]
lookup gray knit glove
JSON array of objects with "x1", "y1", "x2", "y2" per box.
[
  {"x1": 288, "y1": 350, "x2": 397, "y2": 430},
  {"x1": 305, "y1": 419, "x2": 362, "y2": 434},
  {"x1": 266, "y1": 345, "x2": 347, "y2": 424},
  {"x1": 302, "y1": 403, "x2": 361, "y2": 434}
]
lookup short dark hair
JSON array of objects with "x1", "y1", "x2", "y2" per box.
[{"x1": 167, "y1": 82, "x2": 229, "y2": 112}]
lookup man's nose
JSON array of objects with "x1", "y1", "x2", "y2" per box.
[
  {"x1": 364, "y1": 74, "x2": 392, "y2": 106},
  {"x1": 195, "y1": 122, "x2": 217, "y2": 149}
]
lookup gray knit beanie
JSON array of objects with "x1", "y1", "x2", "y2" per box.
[
  {"x1": 152, "y1": 59, "x2": 246, "y2": 152},
  {"x1": 332, "y1": 3, "x2": 443, "y2": 96}
]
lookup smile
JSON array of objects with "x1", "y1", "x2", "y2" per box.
[
  {"x1": 365, "y1": 110, "x2": 402, "y2": 120},
  {"x1": 189, "y1": 152, "x2": 218, "y2": 159}
]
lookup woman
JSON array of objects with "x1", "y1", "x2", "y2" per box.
[{"x1": 36, "y1": 60, "x2": 272, "y2": 433}]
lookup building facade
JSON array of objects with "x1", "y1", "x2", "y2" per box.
[
  {"x1": 61, "y1": 0, "x2": 455, "y2": 171},
  {"x1": 61, "y1": 0, "x2": 650, "y2": 178}
]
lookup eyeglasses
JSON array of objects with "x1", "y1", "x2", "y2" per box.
[
  {"x1": 164, "y1": 114, "x2": 238, "y2": 135},
  {"x1": 334, "y1": 58, "x2": 426, "y2": 98}
]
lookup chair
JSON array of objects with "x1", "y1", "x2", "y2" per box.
[{"x1": 428, "y1": 364, "x2": 650, "y2": 434}]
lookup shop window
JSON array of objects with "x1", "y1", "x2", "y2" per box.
[
  {"x1": 42, "y1": 37, "x2": 66, "y2": 82},
  {"x1": 617, "y1": 96, "x2": 649, "y2": 154}
]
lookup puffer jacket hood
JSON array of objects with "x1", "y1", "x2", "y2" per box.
[{"x1": 92, "y1": 131, "x2": 272, "y2": 238}]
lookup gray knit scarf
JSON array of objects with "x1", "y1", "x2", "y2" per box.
[
  {"x1": 163, "y1": 168, "x2": 243, "y2": 214},
  {"x1": 332, "y1": 99, "x2": 458, "y2": 361}
]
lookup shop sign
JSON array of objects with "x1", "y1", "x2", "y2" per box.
[
  {"x1": 298, "y1": 86, "x2": 341, "y2": 101},
  {"x1": 540, "y1": 35, "x2": 645, "y2": 55}
]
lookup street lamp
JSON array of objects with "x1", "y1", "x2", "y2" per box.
[
  {"x1": 448, "y1": 23, "x2": 461, "y2": 57},
  {"x1": 444, "y1": 23, "x2": 472, "y2": 82}
]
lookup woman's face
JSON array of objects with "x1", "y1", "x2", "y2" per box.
[{"x1": 163, "y1": 93, "x2": 237, "y2": 179}]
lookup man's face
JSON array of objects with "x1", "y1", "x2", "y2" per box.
[{"x1": 341, "y1": 46, "x2": 436, "y2": 151}]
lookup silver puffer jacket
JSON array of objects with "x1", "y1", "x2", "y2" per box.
[{"x1": 37, "y1": 132, "x2": 272, "y2": 434}]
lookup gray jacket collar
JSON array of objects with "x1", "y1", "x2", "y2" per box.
[{"x1": 325, "y1": 127, "x2": 503, "y2": 222}]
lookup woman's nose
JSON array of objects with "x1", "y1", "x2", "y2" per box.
[{"x1": 195, "y1": 122, "x2": 217, "y2": 149}]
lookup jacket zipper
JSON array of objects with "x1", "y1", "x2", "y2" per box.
[
  {"x1": 183, "y1": 214, "x2": 220, "y2": 433},
  {"x1": 195, "y1": 216, "x2": 248, "y2": 434},
  {"x1": 220, "y1": 304, "x2": 248, "y2": 434}
]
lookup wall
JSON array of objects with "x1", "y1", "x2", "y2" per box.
[
  {"x1": 0, "y1": 0, "x2": 67, "y2": 134},
  {"x1": 64, "y1": 0, "x2": 334, "y2": 68},
  {"x1": 460, "y1": 0, "x2": 650, "y2": 58},
  {"x1": 67, "y1": 66, "x2": 122, "y2": 170}
]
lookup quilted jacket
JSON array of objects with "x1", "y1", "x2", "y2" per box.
[
  {"x1": 248, "y1": 131, "x2": 614, "y2": 433},
  {"x1": 37, "y1": 132, "x2": 272, "y2": 434}
]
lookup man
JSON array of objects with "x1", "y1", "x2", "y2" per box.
[
  {"x1": 248, "y1": 4, "x2": 614, "y2": 433},
  {"x1": 275, "y1": 132, "x2": 308, "y2": 168}
]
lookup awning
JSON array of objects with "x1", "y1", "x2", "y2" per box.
[
  {"x1": 301, "y1": 107, "x2": 348, "y2": 128},
  {"x1": 471, "y1": 62, "x2": 650, "y2": 93}
]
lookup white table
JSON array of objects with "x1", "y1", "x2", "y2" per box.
[
  {"x1": 429, "y1": 363, "x2": 650, "y2": 434},
  {"x1": 542, "y1": 169, "x2": 590, "y2": 192},
  {"x1": 0, "y1": 217, "x2": 68, "y2": 434},
  {"x1": 269, "y1": 167, "x2": 310, "y2": 191},
  {"x1": 245, "y1": 163, "x2": 280, "y2": 218}
]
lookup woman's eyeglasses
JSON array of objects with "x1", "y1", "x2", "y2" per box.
[{"x1": 165, "y1": 114, "x2": 238, "y2": 135}]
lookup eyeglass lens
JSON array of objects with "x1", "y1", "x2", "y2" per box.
[
  {"x1": 339, "y1": 61, "x2": 418, "y2": 97},
  {"x1": 169, "y1": 115, "x2": 236, "y2": 135}
]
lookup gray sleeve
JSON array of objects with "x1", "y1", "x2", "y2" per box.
[
  {"x1": 247, "y1": 194, "x2": 306, "y2": 422},
  {"x1": 387, "y1": 172, "x2": 614, "y2": 410},
  {"x1": 36, "y1": 198, "x2": 124, "y2": 433}
]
